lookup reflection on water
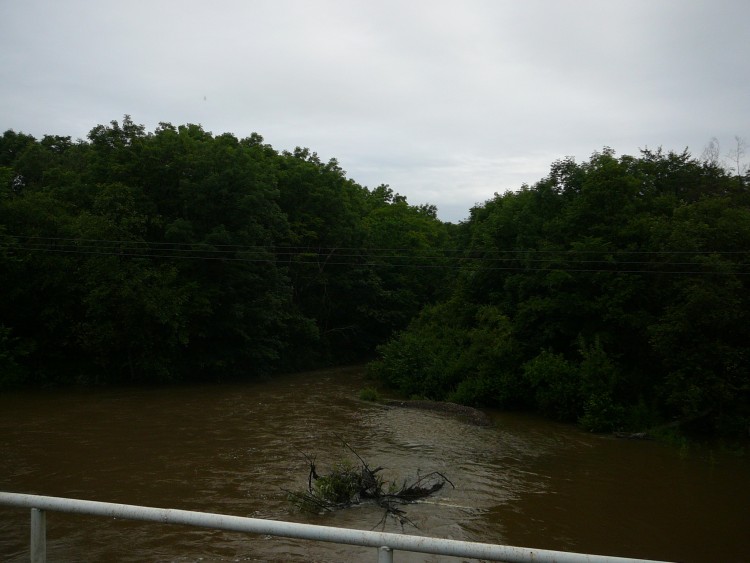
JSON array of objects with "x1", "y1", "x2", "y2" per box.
[{"x1": 1, "y1": 366, "x2": 748, "y2": 562}]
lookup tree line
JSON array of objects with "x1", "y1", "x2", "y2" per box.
[
  {"x1": 0, "y1": 117, "x2": 453, "y2": 386},
  {"x1": 1, "y1": 118, "x2": 748, "y2": 437},
  {"x1": 371, "y1": 146, "x2": 750, "y2": 437}
]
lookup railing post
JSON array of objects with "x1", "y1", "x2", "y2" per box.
[
  {"x1": 378, "y1": 545, "x2": 393, "y2": 563},
  {"x1": 30, "y1": 507, "x2": 46, "y2": 563}
]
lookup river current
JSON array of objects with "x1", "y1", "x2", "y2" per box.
[{"x1": 1, "y1": 366, "x2": 748, "y2": 562}]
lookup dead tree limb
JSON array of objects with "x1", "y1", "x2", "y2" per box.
[{"x1": 287, "y1": 442, "x2": 454, "y2": 528}]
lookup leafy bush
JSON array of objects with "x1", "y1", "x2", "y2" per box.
[
  {"x1": 522, "y1": 351, "x2": 582, "y2": 421},
  {"x1": 448, "y1": 375, "x2": 498, "y2": 406},
  {"x1": 0, "y1": 325, "x2": 27, "y2": 388},
  {"x1": 358, "y1": 387, "x2": 380, "y2": 402},
  {"x1": 579, "y1": 393, "x2": 625, "y2": 432}
]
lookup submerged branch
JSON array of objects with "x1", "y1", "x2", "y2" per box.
[{"x1": 287, "y1": 440, "x2": 454, "y2": 528}]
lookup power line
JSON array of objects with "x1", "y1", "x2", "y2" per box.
[
  {"x1": 1, "y1": 239, "x2": 748, "y2": 275},
  {"x1": 6, "y1": 234, "x2": 750, "y2": 256}
]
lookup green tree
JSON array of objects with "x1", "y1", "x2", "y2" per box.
[{"x1": 372, "y1": 147, "x2": 749, "y2": 437}]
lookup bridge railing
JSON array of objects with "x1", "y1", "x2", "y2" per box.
[{"x1": 0, "y1": 491, "x2": 672, "y2": 563}]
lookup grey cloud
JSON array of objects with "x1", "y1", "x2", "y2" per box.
[{"x1": 1, "y1": 0, "x2": 748, "y2": 222}]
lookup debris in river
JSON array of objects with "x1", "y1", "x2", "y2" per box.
[{"x1": 286, "y1": 440, "x2": 454, "y2": 529}]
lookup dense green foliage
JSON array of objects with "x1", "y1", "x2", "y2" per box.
[
  {"x1": 2, "y1": 118, "x2": 748, "y2": 438},
  {"x1": 0, "y1": 117, "x2": 452, "y2": 385},
  {"x1": 371, "y1": 148, "x2": 750, "y2": 437}
]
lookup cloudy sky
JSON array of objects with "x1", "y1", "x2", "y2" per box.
[{"x1": 1, "y1": 1, "x2": 748, "y2": 222}]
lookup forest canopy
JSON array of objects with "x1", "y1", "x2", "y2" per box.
[
  {"x1": 0, "y1": 117, "x2": 453, "y2": 386},
  {"x1": 370, "y1": 146, "x2": 750, "y2": 437},
  {"x1": 1, "y1": 118, "x2": 748, "y2": 438}
]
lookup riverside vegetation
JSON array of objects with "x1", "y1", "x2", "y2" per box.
[{"x1": 1, "y1": 118, "x2": 748, "y2": 439}]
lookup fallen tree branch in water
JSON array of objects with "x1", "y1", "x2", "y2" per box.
[{"x1": 286, "y1": 439, "x2": 454, "y2": 529}]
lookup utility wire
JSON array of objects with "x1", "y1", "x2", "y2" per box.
[
  {"x1": 10, "y1": 246, "x2": 750, "y2": 270},
  {"x1": 8, "y1": 234, "x2": 750, "y2": 255},
  {"x1": 13, "y1": 241, "x2": 745, "y2": 267},
  {"x1": 1, "y1": 240, "x2": 748, "y2": 276}
]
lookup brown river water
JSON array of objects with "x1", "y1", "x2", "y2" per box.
[{"x1": 1, "y1": 366, "x2": 748, "y2": 562}]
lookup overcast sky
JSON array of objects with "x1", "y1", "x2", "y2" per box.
[{"x1": 1, "y1": 1, "x2": 748, "y2": 222}]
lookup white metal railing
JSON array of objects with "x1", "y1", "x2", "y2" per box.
[{"x1": 0, "y1": 492, "x2": 673, "y2": 563}]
